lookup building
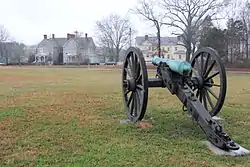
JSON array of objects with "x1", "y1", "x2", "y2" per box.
[
  {"x1": 63, "y1": 33, "x2": 99, "y2": 65},
  {"x1": 23, "y1": 45, "x2": 37, "y2": 63},
  {"x1": 135, "y1": 35, "x2": 187, "y2": 63},
  {"x1": 35, "y1": 33, "x2": 99, "y2": 65},
  {"x1": 35, "y1": 34, "x2": 67, "y2": 65}
]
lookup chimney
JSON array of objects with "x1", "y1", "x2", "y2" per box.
[
  {"x1": 52, "y1": 34, "x2": 55, "y2": 39},
  {"x1": 67, "y1": 33, "x2": 76, "y2": 40},
  {"x1": 145, "y1": 35, "x2": 148, "y2": 40},
  {"x1": 85, "y1": 33, "x2": 88, "y2": 38},
  {"x1": 44, "y1": 34, "x2": 47, "y2": 39}
]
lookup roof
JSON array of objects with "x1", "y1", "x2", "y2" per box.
[
  {"x1": 135, "y1": 36, "x2": 180, "y2": 46},
  {"x1": 53, "y1": 38, "x2": 68, "y2": 47},
  {"x1": 73, "y1": 37, "x2": 95, "y2": 49},
  {"x1": 37, "y1": 37, "x2": 68, "y2": 48}
]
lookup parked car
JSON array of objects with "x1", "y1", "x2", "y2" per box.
[
  {"x1": 104, "y1": 62, "x2": 117, "y2": 65},
  {"x1": 0, "y1": 62, "x2": 6, "y2": 66}
]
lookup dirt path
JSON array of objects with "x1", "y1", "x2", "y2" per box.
[{"x1": 1, "y1": 65, "x2": 250, "y2": 74}]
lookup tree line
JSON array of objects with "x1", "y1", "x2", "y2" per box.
[
  {"x1": 0, "y1": 25, "x2": 27, "y2": 65},
  {"x1": 95, "y1": 0, "x2": 250, "y2": 67},
  {"x1": 199, "y1": 0, "x2": 250, "y2": 66},
  {"x1": 1, "y1": 0, "x2": 250, "y2": 67}
]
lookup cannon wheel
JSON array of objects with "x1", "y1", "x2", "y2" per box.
[
  {"x1": 190, "y1": 47, "x2": 227, "y2": 116},
  {"x1": 122, "y1": 47, "x2": 148, "y2": 122}
]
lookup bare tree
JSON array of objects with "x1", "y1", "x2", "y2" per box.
[
  {"x1": 160, "y1": 0, "x2": 230, "y2": 61},
  {"x1": 240, "y1": 1, "x2": 250, "y2": 60},
  {"x1": 0, "y1": 25, "x2": 11, "y2": 64},
  {"x1": 133, "y1": 0, "x2": 166, "y2": 57},
  {"x1": 95, "y1": 14, "x2": 135, "y2": 62}
]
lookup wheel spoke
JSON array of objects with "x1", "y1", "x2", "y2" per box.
[
  {"x1": 135, "y1": 62, "x2": 141, "y2": 80},
  {"x1": 199, "y1": 89, "x2": 203, "y2": 103},
  {"x1": 193, "y1": 87, "x2": 198, "y2": 92},
  {"x1": 204, "y1": 60, "x2": 215, "y2": 78},
  {"x1": 136, "y1": 74, "x2": 142, "y2": 83},
  {"x1": 135, "y1": 91, "x2": 141, "y2": 111},
  {"x1": 134, "y1": 53, "x2": 139, "y2": 76},
  {"x1": 195, "y1": 57, "x2": 202, "y2": 76},
  {"x1": 203, "y1": 53, "x2": 210, "y2": 77},
  {"x1": 130, "y1": 95, "x2": 135, "y2": 115},
  {"x1": 205, "y1": 87, "x2": 219, "y2": 100},
  {"x1": 124, "y1": 89, "x2": 130, "y2": 96},
  {"x1": 205, "y1": 82, "x2": 221, "y2": 87},
  {"x1": 196, "y1": 89, "x2": 200, "y2": 98},
  {"x1": 202, "y1": 90, "x2": 208, "y2": 110},
  {"x1": 127, "y1": 92, "x2": 134, "y2": 106},
  {"x1": 136, "y1": 84, "x2": 144, "y2": 91},
  {"x1": 131, "y1": 53, "x2": 136, "y2": 77},
  {"x1": 127, "y1": 56, "x2": 133, "y2": 74},
  {"x1": 205, "y1": 71, "x2": 219, "y2": 82},
  {"x1": 200, "y1": 53, "x2": 204, "y2": 76},
  {"x1": 204, "y1": 89, "x2": 214, "y2": 109},
  {"x1": 133, "y1": 93, "x2": 137, "y2": 116},
  {"x1": 125, "y1": 68, "x2": 132, "y2": 78}
]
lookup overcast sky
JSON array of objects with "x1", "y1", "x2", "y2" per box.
[
  {"x1": 0, "y1": 0, "x2": 235, "y2": 46},
  {"x1": 0, "y1": 0, "x2": 175, "y2": 46}
]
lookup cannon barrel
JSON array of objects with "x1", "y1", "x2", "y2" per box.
[{"x1": 152, "y1": 56, "x2": 192, "y2": 75}]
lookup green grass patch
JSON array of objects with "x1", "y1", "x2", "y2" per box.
[
  {"x1": 0, "y1": 108, "x2": 26, "y2": 120},
  {"x1": 0, "y1": 67, "x2": 250, "y2": 167}
]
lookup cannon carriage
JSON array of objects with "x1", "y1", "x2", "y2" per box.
[{"x1": 121, "y1": 46, "x2": 242, "y2": 152}]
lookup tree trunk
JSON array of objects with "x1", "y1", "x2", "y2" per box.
[
  {"x1": 116, "y1": 47, "x2": 120, "y2": 63},
  {"x1": 18, "y1": 56, "x2": 21, "y2": 66},
  {"x1": 192, "y1": 43, "x2": 196, "y2": 57},
  {"x1": 156, "y1": 25, "x2": 161, "y2": 58},
  {"x1": 246, "y1": 33, "x2": 249, "y2": 60},
  {"x1": 5, "y1": 56, "x2": 8, "y2": 65},
  {"x1": 186, "y1": 27, "x2": 192, "y2": 62},
  {"x1": 186, "y1": 41, "x2": 192, "y2": 62},
  {"x1": 230, "y1": 46, "x2": 233, "y2": 63}
]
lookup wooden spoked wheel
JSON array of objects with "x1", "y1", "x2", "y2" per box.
[
  {"x1": 122, "y1": 47, "x2": 148, "y2": 122},
  {"x1": 190, "y1": 47, "x2": 227, "y2": 117}
]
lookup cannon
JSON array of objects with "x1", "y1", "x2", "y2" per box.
[{"x1": 121, "y1": 46, "x2": 249, "y2": 154}]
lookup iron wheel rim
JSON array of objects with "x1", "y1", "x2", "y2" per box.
[
  {"x1": 122, "y1": 47, "x2": 148, "y2": 122},
  {"x1": 190, "y1": 47, "x2": 227, "y2": 116}
]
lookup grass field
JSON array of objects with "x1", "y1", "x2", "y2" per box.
[{"x1": 1, "y1": 67, "x2": 250, "y2": 167}]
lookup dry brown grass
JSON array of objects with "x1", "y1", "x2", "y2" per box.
[{"x1": 0, "y1": 67, "x2": 250, "y2": 167}]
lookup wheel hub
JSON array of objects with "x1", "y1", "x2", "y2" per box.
[
  {"x1": 193, "y1": 76, "x2": 204, "y2": 89},
  {"x1": 127, "y1": 78, "x2": 136, "y2": 91}
]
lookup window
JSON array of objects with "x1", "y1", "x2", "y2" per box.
[
  {"x1": 167, "y1": 54, "x2": 170, "y2": 59},
  {"x1": 179, "y1": 55, "x2": 181, "y2": 59},
  {"x1": 175, "y1": 47, "x2": 178, "y2": 51},
  {"x1": 168, "y1": 47, "x2": 170, "y2": 51}
]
